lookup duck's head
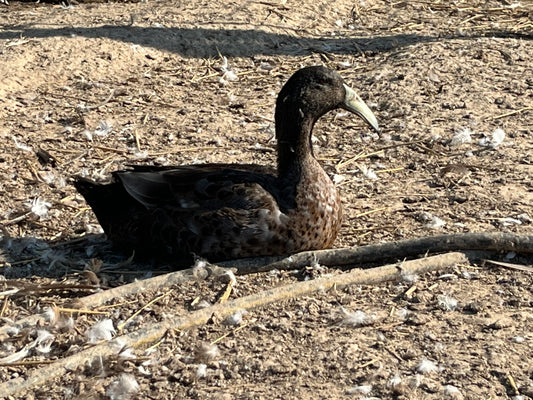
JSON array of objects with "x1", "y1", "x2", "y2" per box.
[{"x1": 275, "y1": 66, "x2": 380, "y2": 135}]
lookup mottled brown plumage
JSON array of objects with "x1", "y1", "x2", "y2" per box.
[{"x1": 74, "y1": 66, "x2": 379, "y2": 266}]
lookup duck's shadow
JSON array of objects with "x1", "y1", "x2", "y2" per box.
[
  {"x1": 0, "y1": 25, "x2": 530, "y2": 59},
  {"x1": 0, "y1": 234, "x2": 164, "y2": 280},
  {"x1": 0, "y1": 235, "x2": 285, "y2": 280}
]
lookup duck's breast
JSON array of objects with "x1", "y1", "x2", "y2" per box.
[{"x1": 286, "y1": 165, "x2": 342, "y2": 251}]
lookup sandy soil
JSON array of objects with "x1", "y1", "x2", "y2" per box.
[{"x1": 0, "y1": 0, "x2": 532, "y2": 398}]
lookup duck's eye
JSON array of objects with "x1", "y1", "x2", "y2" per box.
[{"x1": 313, "y1": 77, "x2": 334, "y2": 89}]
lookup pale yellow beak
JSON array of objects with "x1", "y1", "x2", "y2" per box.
[{"x1": 342, "y1": 83, "x2": 380, "y2": 132}]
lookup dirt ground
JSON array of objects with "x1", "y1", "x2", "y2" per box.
[{"x1": 1, "y1": 0, "x2": 533, "y2": 398}]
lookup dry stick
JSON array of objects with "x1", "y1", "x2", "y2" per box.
[
  {"x1": 483, "y1": 259, "x2": 533, "y2": 273},
  {"x1": 1, "y1": 212, "x2": 32, "y2": 226},
  {"x1": 148, "y1": 146, "x2": 220, "y2": 157},
  {"x1": 0, "y1": 360, "x2": 56, "y2": 367},
  {"x1": 92, "y1": 145, "x2": 129, "y2": 154},
  {"x1": 490, "y1": 106, "x2": 532, "y2": 120},
  {"x1": 3, "y1": 281, "x2": 100, "y2": 292},
  {"x1": 0, "y1": 297, "x2": 8, "y2": 318},
  {"x1": 376, "y1": 167, "x2": 404, "y2": 174},
  {"x1": 116, "y1": 289, "x2": 174, "y2": 332},
  {"x1": 356, "y1": 207, "x2": 387, "y2": 218},
  {"x1": 223, "y1": 232, "x2": 533, "y2": 274},
  {"x1": 55, "y1": 307, "x2": 108, "y2": 315},
  {"x1": 0, "y1": 252, "x2": 467, "y2": 398}
]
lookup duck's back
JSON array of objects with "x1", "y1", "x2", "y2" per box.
[{"x1": 75, "y1": 164, "x2": 303, "y2": 264}]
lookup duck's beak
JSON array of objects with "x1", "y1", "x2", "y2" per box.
[{"x1": 342, "y1": 84, "x2": 380, "y2": 133}]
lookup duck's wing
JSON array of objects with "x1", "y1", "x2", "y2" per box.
[
  {"x1": 109, "y1": 165, "x2": 293, "y2": 261},
  {"x1": 114, "y1": 164, "x2": 279, "y2": 211}
]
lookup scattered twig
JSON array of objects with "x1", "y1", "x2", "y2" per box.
[
  {"x1": 5, "y1": 38, "x2": 31, "y2": 47},
  {"x1": 483, "y1": 259, "x2": 533, "y2": 273},
  {"x1": 98, "y1": 251, "x2": 135, "y2": 272},
  {"x1": 376, "y1": 139, "x2": 426, "y2": 152},
  {"x1": 404, "y1": 285, "x2": 417, "y2": 297},
  {"x1": 83, "y1": 89, "x2": 116, "y2": 111},
  {"x1": 55, "y1": 307, "x2": 108, "y2": 315},
  {"x1": 191, "y1": 72, "x2": 219, "y2": 83},
  {"x1": 92, "y1": 145, "x2": 129, "y2": 155},
  {"x1": 383, "y1": 346, "x2": 404, "y2": 363},
  {"x1": 1, "y1": 256, "x2": 42, "y2": 267},
  {"x1": 117, "y1": 289, "x2": 174, "y2": 332},
  {"x1": 134, "y1": 129, "x2": 142, "y2": 151},
  {"x1": 490, "y1": 106, "x2": 532, "y2": 120},
  {"x1": 356, "y1": 207, "x2": 387, "y2": 218},
  {"x1": 218, "y1": 280, "x2": 234, "y2": 304},
  {"x1": 507, "y1": 372, "x2": 520, "y2": 396},
  {"x1": 147, "y1": 146, "x2": 220, "y2": 157},
  {"x1": 0, "y1": 360, "x2": 55, "y2": 367},
  {"x1": 336, "y1": 150, "x2": 384, "y2": 170},
  {"x1": 59, "y1": 151, "x2": 89, "y2": 167},
  {"x1": 0, "y1": 297, "x2": 8, "y2": 317},
  {"x1": 0, "y1": 212, "x2": 32, "y2": 226},
  {"x1": 0, "y1": 282, "x2": 100, "y2": 296},
  {"x1": 358, "y1": 358, "x2": 380, "y2": 368},
  {"x1": 210, "y1": 322, "x2": 250, "y2": 345},
  {"x1": 375, "y1": 167, "x2": 404, "y2": 174}
]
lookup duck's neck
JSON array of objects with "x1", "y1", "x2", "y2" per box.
[{"x1": 276, "y1": 110, "x2": 317, "y2": 180}]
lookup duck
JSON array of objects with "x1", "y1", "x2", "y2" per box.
[{"x1": 74, "y1": 66, "x2": 380, "y2": 266}]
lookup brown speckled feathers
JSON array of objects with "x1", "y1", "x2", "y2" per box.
[{"x1": 74, "y1": 66, "x2": 379, "y2": 266}]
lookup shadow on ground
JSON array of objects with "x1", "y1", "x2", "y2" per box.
[
  {"x1": 1, "y1": 25, "x2": 530, "y2": 58},
  {"x1": 0, "y1": 234, "x2": 162, "y2": 279}
]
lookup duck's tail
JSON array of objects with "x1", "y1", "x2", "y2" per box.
[
  {"x1": 75, "y1": 177, "x2": 115, "y2": 212},
  {"x1": 74, "y1": 177, "x2": 138, "y2": 230}
]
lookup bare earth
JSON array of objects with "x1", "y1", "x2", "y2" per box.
[{"x1": 0, "y1": 0, "x2": 532, "y2": 399}]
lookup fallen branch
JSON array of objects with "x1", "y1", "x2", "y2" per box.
[
  {"x1": 223, "y1": 232, "x2": 533, "y2": 274},
  {"x1": 0, "y1": 252, "x2": 467, "y2": 398}
]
